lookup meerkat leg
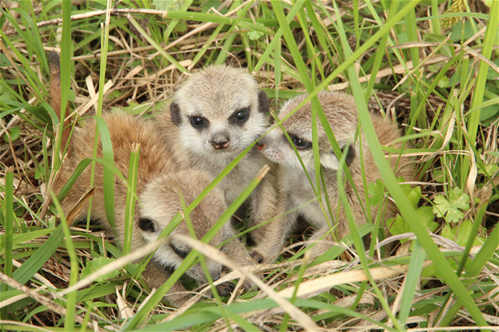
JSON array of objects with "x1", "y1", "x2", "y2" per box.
[
  {"x1": 307, "y1": 227, "x2": 336, "y2": 258},
  {"x1": 143, "y1": 263, "x2": 191, "y2": 307},
  {"x1": 247, "y1": 175, "x2": 279, "y2": 253},
  {"x1": 222, "y1": 238, "x2": 255, "y2": 267},
  {"x1": 250, "y1": 197, "x2": 298, "y2": 263},
  {"x1": 222, "y1": 238, "x2": 260, "y2": 289}
]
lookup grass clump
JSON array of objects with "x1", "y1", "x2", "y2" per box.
[{"x1": 1, "y1": 0, "x2": 498, "y2": 331}]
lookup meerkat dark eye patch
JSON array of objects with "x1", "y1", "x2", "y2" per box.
[
  {"x1": 230, "y1": 107, "x2": 250, "y2": 124},
  {"x1": 138, "y1": 218, "x2": 156, "y2": 233},
  {"x1": 287, "y1": 134, "x2": 311, "y2": 150},
  {"x1": 170, "y1": 243, "x2": 190, "y2": 259},
  {"x1": 258, "y1": 90, "x2": 269, "y2": 114},
  {"x1": 189, "y1": 116, "x2": 208, "y2": 129},
  {"x1": 170, "y1": 101, "x2": 182, "y2": 126},
  {"x1": 341, "y1": 145, "x2": 356, "y2": 166}
]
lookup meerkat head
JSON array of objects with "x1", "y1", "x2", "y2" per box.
[
  {"x1": 170, "y1": 65, "x2": 269, "y2": 161},
  {"x1": 257, "y1": 91, "x2": 358, "y2": 172},
  {"x1": 137, "y1": 172, "x2": 235, "y2": 286}
]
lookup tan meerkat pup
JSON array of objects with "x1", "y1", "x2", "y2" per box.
[
  {"x1": 48, "y1": 53, "x2": 254, "y2": 307},
  {"x1": 156, "y1": 66, "x2": 278, "y2": 260},
  {"x1": 253, "y1": 91, "x2": 414, "y2": 262}
]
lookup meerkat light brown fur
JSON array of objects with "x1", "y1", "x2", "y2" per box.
[
  {"x1": 156, "y1": 66, "x2": 278, "y2": 259},
  {"x1": 253, "y1": 91, "x2": 414, "y2": 262},
  {"x1": 49, "y1": 54, "x2": 254, "y2": 307}
]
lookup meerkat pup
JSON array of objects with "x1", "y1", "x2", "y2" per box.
[
  {"x1": 49, "y1": 54, "x2": 254, "y2": 307},
  {"x1": 156, "y1": 66, "x2": 278, "y2": 259},
  {"x1": 253, "y1": 91, "x2": 414, "y2": 262}
]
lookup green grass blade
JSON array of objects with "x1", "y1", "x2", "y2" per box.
[
  {"x1": 467, "y1": 0, "x2": 498, "y2": 141},
  {"x1": 94, "y1": 117, "x2": 116, "y2": 231},
  {"x1": 12, "y1": 225, "x2": 64, "y2": 285},
  {"x1": 1, "y1": 168, "x2": 14, "y2": 320},
  {"x1": 398, "y1": 240, "x2": 425, "y2": 325},
  {"x1": 50, "y1": 193, "x2": 78, "y2": 331},
  {"x1": 53, "y1": 0, "x2": 72, "y2": 174},
  {"x1": 123, "y1": 144, "x2": 140, "y2": 255}
]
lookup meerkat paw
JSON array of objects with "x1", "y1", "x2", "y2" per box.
[
  {"x1": 215, "y1": 281, "x2": 235, "y2": 297},
  {"x1": 164, "y1": 292, "x2": 192, "y2": 308},
  {"x1": 249, "y1": 250, "x2": 265, "y2": 264}
]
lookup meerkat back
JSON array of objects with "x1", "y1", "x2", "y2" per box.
[{"x1": 55, "y1": 112, "x2": 175, "y2": 227}]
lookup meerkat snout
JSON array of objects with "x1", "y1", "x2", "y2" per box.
[
  {"x1": 257, "y1": 92, "x2": 359, "y2": 172},
  {"x1": 211, "y1": 131, "x2": 231, "y2": 149}
]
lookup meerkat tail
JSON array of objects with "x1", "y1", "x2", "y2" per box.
[{"x1": 48, "y1": 51, "x2": 71, "y2": 148}]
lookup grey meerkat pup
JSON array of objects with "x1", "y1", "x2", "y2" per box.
[
  {"x1": 48, "y1": 53, "x2": 254, "y2": 307},
  {"x1": 253, "y1": 91, "x2": 414, "y2": 263},
  {"x1": 156, "y1": 65, "x2": 278, "y2": 261}
]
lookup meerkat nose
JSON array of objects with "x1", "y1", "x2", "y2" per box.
[
  {"x1": 212, "y1": 133, "x2": 230, "y2": 149},
  {"x1": 256, "y1": 141, "x2": 266, "y2": 151}
]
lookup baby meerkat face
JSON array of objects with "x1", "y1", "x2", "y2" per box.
[
  {"x1": 138, "y1": 173, "x2": 233, "y2": 285},
  {"x1": 170, "y1": 65, "x2": 269, "y2": 160},
  {"x1": 257, "y1": 91, "x2": 358, "y2": 172}
]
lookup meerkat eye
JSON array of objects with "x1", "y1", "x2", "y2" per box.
[
  {"x1": 190, "y1": 116, "x2": 206, "y2": 128},
  {"x1": 231, "y1": 107, "x2": 250, "y2": 124},
  {"x1": 138, "y1": 218, "x2": 156, "y2": 233},
  {"x1": 289, "y1": 134, "x2": 311, "y2": 150},
  {"x1": 170, "y1": 243, "x2": 190, "y2": 259}
]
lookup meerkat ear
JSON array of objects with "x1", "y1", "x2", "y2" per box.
[
  {"x1": 320, "y1": 151, "x2": 340, "y2": 170},
  {"x1": 344, "y1": 145, "x2": 356, "y2": 166},
  {"x1": 170, "y1": 101, "x2": 182, "y2": 126},
  {"x1": 257, "y1": 90, "x2": 269, "y2": 114}
]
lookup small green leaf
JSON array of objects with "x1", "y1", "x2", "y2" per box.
[
  {"x1": 248, "y1": 30, "x2": 264, "y2": 40},
  {"x1": 34, "y1": 166, "x2": 46, "y2": 180},
  {"x1": 4, "y1": 127, "x2": 21, "y2": 142},
  {"x1": 477, "y1": 164, "x2": 499, "y2": 175},
  {"x1": 109, "y1": 90, "x2": 122, "y2": 99},
  {"x1": 390, "y1": 216, "x2": 411, "y2": 241},
  {"x1": 441, "y1": 223, "x2": 455, "y2": 241},
  {"x1": 80, "y1": 257, "x2": 120, "y2": 282},
  {"x1": 13, "y1": 203, "x2": 25, "y2": 217},
  {"x1": 417, "y1": 206, "x2": 438, "y2": 232},
  {"x1": 404, "y1": 186, "x2": 422, "y2": 209},
  {"x1": 432, "y1": 187, "x2": 470, "y2": 223},
  {"x1": 432, "y1": 169, "x2": 445, "y2": 183},
  {"x1": 437, "y1": 76, "x2": 449, "y2": 88}
]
